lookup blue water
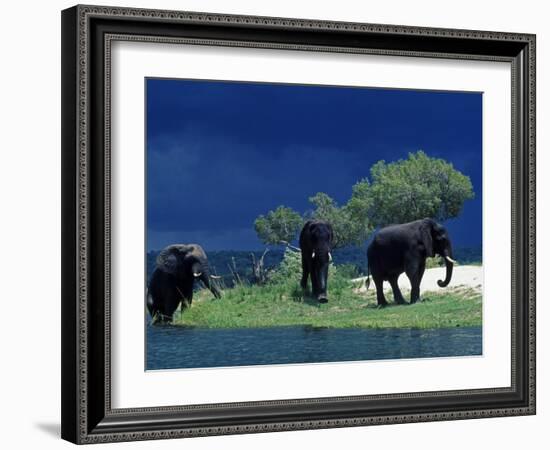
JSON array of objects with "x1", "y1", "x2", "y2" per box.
[{"x1": 146, "y1": 326, "x2": 482, "y2": 370}]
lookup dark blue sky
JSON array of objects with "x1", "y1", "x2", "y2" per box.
[{"x1": 147, "y1": 78, "x2": 482, "y2": 251}]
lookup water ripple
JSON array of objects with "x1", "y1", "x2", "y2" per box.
[{"x1": 146, "y1": 326, "x2": 482, "y2": 370}]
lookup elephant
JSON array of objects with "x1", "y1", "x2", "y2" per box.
[
  {"x1": 299, "y1": 220, "x2": 334, "y2": 303},
  {"x1": 366, "y1": 218, "x2": 457, "y2": 306},
  {"x1": 147, "y1": 244, "x2": 221, "y2": 323}
]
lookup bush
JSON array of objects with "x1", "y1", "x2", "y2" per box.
[
  {"x1": 333, "y1": 263, "x2": 360, "y2": 280},
  {"x1": 268, "y1": 248, "x2": 352, "y2": 287},
  {"x1": 267, "y1": 247, "x2": 359, "y2": 303},
  {"x1": 268, "y1": 248, "x2": 303, "y2": 285}
]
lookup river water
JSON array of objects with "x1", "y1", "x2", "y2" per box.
[{"x1": 146, "y1": 326, "x2": 482, "y2": 370}]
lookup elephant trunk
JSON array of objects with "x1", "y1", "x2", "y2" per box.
[
  {"x1": 437, "y1": 246, "x2": 454, "y2": 287},
  {"x1": 209, "y1": 281, "x2": 222, "y2": 299},
  {"x1": 199, "y1": 268, "x2": 221, "y2": 299}
]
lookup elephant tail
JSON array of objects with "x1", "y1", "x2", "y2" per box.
[{"x1": 365, "y1": 263, "x2": 371, "y2": 290}]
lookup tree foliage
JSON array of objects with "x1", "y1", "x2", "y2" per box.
[
  {"x1": 368, "y1": 151, "x2": 474, "y2": 226},
  {"x1": 341, "y1": 178, "x2": 374, "y2": 246},
  {"x1": 254, "y1": 206, "x2": 303, "y2": 245},
  {"x1": 307, "y1": 192, "x2": 349, "y2": 248},
  {"x1": 307, "y1": 182, "x2": 373, "y2": 248},
  {"x1": 253, "y1": 151, "x2": 474, "y2": 248}
]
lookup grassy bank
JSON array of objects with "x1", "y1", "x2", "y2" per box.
[
  {"x1": 171, "y1": 280, "x2": 482, "y2": 330},
  {"x1": 164, "y1": 251, "x2": 482, "y2": 329}
]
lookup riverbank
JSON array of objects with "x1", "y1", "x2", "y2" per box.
[{"x1": 170, "y1": 266, "x2": 482, "y2": 329}]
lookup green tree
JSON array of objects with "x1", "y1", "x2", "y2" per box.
[
  {"x1": 308, "y1": 187, "x2": 373, "y2": 248},
  {"x1": 342, "y1": 178, "x2": 373, "y2": 246},
  {"x1": 307, "y1": 192, "x2": 348, "y2": 248},
  {"x1": 254, "y1": 206, "x2": 303, "y2": 245},
  {"x1": 368, "y1": 150, "x2": 474, "y2": 226},
  {"x1": 254, "y1": 152, "x2": 473, "y2": 249}
]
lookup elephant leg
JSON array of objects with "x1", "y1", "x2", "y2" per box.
[
  {"x1": 373, "y1": 275, "x2": 388, "y2": 306},
  {"x1": 310, "y1": 268, "x2": 319, "y2": 298},
  {"x1": 407, "y1": 262, "x2": 425, "y2": 304},
  {"x1": 389, "y1": 275, "x2": 406, "y2": 305},
  {"x1": 179, "y1": 283, "x2": 193, "y2": 308},
  {"x1": 300, "y1": 257, "x2": 310, "y2": 291},
  {"x1": 158, "y1": 287, "x2": 180, "y2": 323}
]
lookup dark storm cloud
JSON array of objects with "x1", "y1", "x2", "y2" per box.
[{"x1": 147, "y1": 79, "x2": 482, "y2": 251}]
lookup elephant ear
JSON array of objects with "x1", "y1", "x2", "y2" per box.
[
  {"x1": 420, "y1": 219, "x2": 435, "y2": 257},
  {"x1": 156, "y1": 246, "x2": 179, "y2": 275}
]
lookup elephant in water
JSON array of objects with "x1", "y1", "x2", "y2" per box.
[
  {"x1": 299, "y1": 220, "x2": 334, "y2": 303},
  {"x1": 147, "y1": 244, "x2": 221, "y2": 323},
  {"x1": 367, "y1": 218, "x2": 456, "y2": 306}
]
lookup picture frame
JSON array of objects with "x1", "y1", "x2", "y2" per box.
[{"x1": 61, "y1": 4, "x2": 536, "y2": 444}]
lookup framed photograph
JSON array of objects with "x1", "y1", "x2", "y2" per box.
[{"x1": 61, "y1": 5, "x2": 536, "y2": 444}]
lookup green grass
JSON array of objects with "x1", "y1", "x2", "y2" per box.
[
  {"x1": 171, "y1": 278, "x2": 482, "y2": 330},
  {"x1": 167, "y1": 252, "x2": 482, "y2": 329}
]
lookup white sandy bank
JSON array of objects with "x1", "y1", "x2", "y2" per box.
[{"x1": 353, "y1": 265, "x2": 483, "y2": 294}]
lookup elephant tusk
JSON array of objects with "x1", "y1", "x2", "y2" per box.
[
  {"x1": 193, "y1": 272, "x2": 202, "y2": 277},
  {"x1": 210, "y1": 275, "x2": 222, "y2": 279},
  {"x1": 328, "y1": 252, "x2": 333, "y2": 262},
  {"x1": 445, "y1": 256, "x2": 457, "y2": 264}
]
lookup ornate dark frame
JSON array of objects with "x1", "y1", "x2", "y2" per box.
[{"x1": 61, "y1": 4, "x2": 536, "y2": 444}]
